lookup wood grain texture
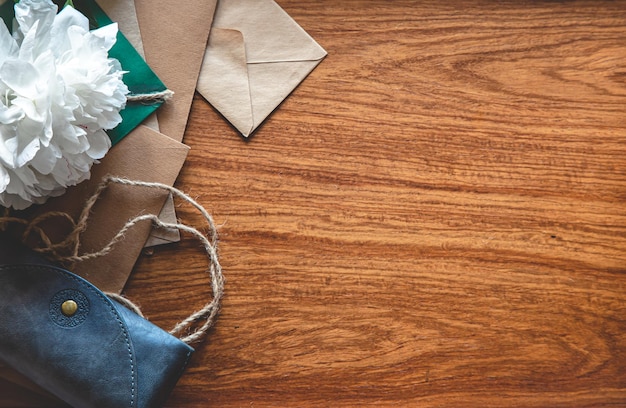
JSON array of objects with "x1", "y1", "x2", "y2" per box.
[{"x1": 2, "y1": 0, "x2": 626, "y2": 407}]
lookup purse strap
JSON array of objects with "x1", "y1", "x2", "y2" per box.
[{"x1": 0, "y1": 176, "x2": 224, "y2": 345}]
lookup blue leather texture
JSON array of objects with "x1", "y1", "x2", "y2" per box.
[{"x1": 0, "y1": 233, "x2": 194, "y2": 408}]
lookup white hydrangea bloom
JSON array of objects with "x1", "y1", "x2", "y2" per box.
[{"x1": 0, "y1": 0, "x2": 128, "y2": 209}]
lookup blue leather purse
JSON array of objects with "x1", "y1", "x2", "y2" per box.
[{"x1": 0, "y1": 233, "x2": 194, "y2": 408}]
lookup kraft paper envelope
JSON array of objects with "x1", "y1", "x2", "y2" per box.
[
  {"x1": 25, "y1": 125, "x2": 189, "y2": 294},
  {"x1": 196, "y1": 0, "x2": 327, "y2": 137},
  {"x1": 135, "y1": 0, "x2": 218, "y2": 142},
  {"x1": 99, "y1": 0, "x2": 182, "y2": 247},
  {"x1": 128, "y1": 0, "x2": 218, "y2": 244}
]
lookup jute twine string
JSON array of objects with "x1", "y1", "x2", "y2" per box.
[
  {"x1": 126, "y1": 89, "x2": 174, "y2": 104},
  {"x1": 0, "y1": 176, "x2": 223, "y2": 345}
]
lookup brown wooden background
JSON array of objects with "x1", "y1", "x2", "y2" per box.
[{"x1": 2, "y1": 0, "x2": 626, "y2": 406}]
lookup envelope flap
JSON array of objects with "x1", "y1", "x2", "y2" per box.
[
  {"x1": 197, "y1": 27, "x2": 254, "y2": 136},
  {"x1": 248, "y1": 59, "x2": 324, "y2": 131},
  {"x1": 213, "y1": 0, "x2": 326, "y2": 63}
]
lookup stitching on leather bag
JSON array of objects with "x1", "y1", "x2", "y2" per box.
[
  {"x1": 174, "y1": 349, "x2": 194, "y2": 386},
  {"x1": 5, "y1": 265, "x2": 136, "y2": 408}
]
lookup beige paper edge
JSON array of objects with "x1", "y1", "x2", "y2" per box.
[{"x1": 135, "y1": 0, "x2": 218, "y2": 142}]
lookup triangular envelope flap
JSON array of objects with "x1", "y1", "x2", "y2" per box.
[
  {"x1": 248, "y1": 59, "x2": 323, "y2": 129},
  {"x1": 213, "y1": 0, "x2": 326, "y2": 63},
  {"x1": 198, "y1": 28, "x2": 254, "y2": 136},
  {"x1": 0, "y1": 265, "x2": 137, "y2": 407}
]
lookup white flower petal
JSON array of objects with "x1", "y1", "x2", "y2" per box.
[
  {"x1": 16, "y1": 20, "x2": 39, "y2": 62},
  {"x1": 14, "y1": 136, "x2": 40, "y2": 168},
  {"x1": 0, "y1": 60, "x2": 39, "y2": 99},
  {"x1": 0, "y1": 105, "x2": 24, "y2": 124},
  {"x1": 49, "y1": 6, "x2": 89, "y2": 56},
  {"x1": 91, "y1": 23, "x2": 119, "y2": 52},
  {"x1": 54, "y1": 5, "x2": 90, "y2": 33},
  {"x1": 0, "y1": 136, "x2": 15, "y2": 167},
  {"x1": 2, "y1": 136, "x2": 17, "y2": 167},
  {"x1": 11, "y1": 97, "x2": 43, "y2": 123},
  {"x1": 31, "y1": 145, "x2": 58, "y2": 175},
  {"x1": 13, "y1": 0, "x2": 57, "y2": 44},
  {"x1": 0, "y1": 22, "x2": 18, "y2": 67},
  {"x1": 0, "y1": 165, "x2": 9, "y2": 193},
  {"x1": 1, "y1": 193, "x2": 33, "y2": 210},
  {"x1": 86, "y1": 129, "x2": 111, "y2": 159},
  {"x1": 6, "y1": 165, "x2": 36, "y2": 194}
]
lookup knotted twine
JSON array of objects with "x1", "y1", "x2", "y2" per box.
[
  {"x1": 126, "y1": 89, "x2": 175, "y2": 104},
  {"x1": 0, "y1": 176, "x2": 224, "y2": 345}
]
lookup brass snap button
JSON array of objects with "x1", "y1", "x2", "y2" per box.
[
  {"x1": 50, "y1": 290, "x2": 89, "y2": 327},
  {"x1": 61, "y1": 300, "x2": 78, "y2": 317}
]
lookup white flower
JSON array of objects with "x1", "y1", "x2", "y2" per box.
[{"x1": 0, "y1": 0, "x2": 128, "y2": 209}]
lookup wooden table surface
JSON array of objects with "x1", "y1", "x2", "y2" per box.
[{"x1": 2, "y1": 0, "x2": 626, "y2": 407}]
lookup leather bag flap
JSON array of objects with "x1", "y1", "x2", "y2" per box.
[{"x1": 0, "y1": 261, "x2": 193, "y2": 408}]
